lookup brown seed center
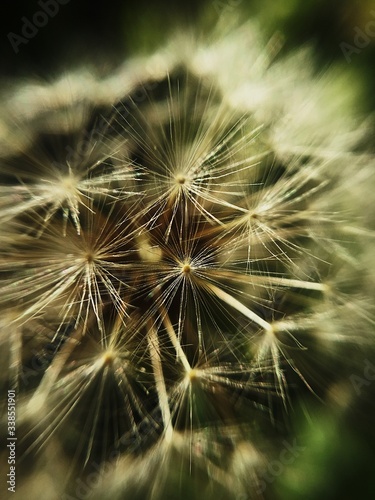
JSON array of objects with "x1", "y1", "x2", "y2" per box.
[
  {"x1": 175, "y1": 174, "x2": 187, "y2": 185},
  {"x1": 182, "y1": 264, "x2": 191, "y2": 274}
]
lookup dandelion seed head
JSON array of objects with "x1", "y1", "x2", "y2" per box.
[{"x1": 1, "y1": 13, "x2": 375, "y2": 500}]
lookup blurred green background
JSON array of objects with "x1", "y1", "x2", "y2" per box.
[
  {"x1": 1, "y1": 1, "x2": 375, "y2": 498},
  {"x1": 1, "y1": 0, "x2": 375, "y2": 94},
  {"x1": 2, "y1": 0, "x2": 375, "y2": 112},
  {"x1": 0, "y1": 4, "x2": 374, "y2": 82}
]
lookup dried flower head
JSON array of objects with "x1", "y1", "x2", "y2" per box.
[{"x1": 1, "y1": 16, "x2": 374, "y2": 500}]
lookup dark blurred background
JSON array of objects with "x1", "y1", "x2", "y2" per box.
[
  {"x1": 0, "y1": 1, "x2": 375, "y2": 80},
  {"x1": 1, "y1": 0, "x2": 375, "y2": 106},
  {"x1": 1, "y1": 1, "x2": 374, "y2": 498},
  {"x1": 0, "y1": 0, "x2": 202, "y2": 76}
]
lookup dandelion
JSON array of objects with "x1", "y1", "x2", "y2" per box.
[
  {"x1": 0, "y1": 200, "x2": 145, "y2": 334},
  {"x1": 0, "y1": 107, "x2": 140, "y2": 235},
  {"x1": 1, "y1": 16, "x2": 374, "y2": 500}
]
